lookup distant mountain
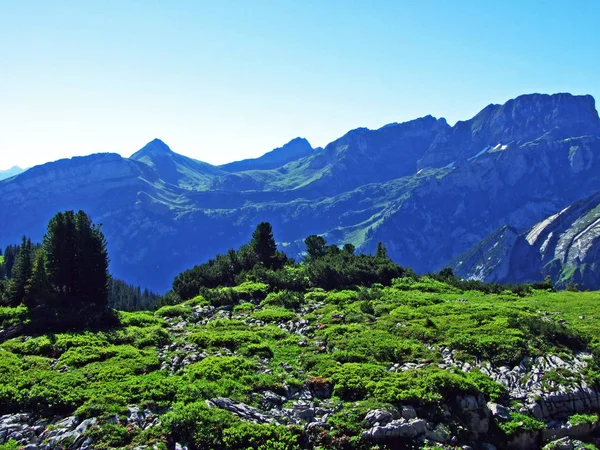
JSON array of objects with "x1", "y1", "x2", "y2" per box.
[
  {"x1": 0, "y1": 92, "x2": 599, "y2": 292},
  {"x1": 213, "y1": 115, "x2": 449, "y2": 195},
  {"x1": 0, "y1": 166, "x2": 25, "y2": 181},
  {"x1": 454, "y1": 190, "x2": 600, "y2": 290},
  {"x1": 219, "y1": 137, "x2": 315, "y2": 172},
  {"x1": 130, "y1": 139, "x2": 225, "y2": 189},
  {"x1": 418, "y1": 93, "x2": 600, "y2": 169}
]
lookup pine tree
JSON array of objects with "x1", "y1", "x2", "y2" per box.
[
  {"x1": 7, "y1": 237, "x2": 34, "y2": 305},
  {"x1": 304, "y1": 235, "x2": 326, "y2": 259},
  {"x1": 375, "y1": 242, "x2": 389, "y2": 259},
  {"x1": 250, "y1": 222, "x2": 277, "y2": 268},
  {"x1": 25, "y1": 248, "x2": 51, "y2": 312},
  {"x1": 43, "y1": 210, "x2": 110, "y2": 327}
]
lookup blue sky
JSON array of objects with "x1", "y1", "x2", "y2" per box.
[{"x1": 1, "y1": 0, "x2": 599, "y2": 170}]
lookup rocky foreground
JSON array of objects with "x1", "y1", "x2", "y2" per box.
[
  {"x1": 1, "y1": 282, "x2": 600, "y2": 449},
  {"x1": 0, "y1": 294, "x2": 600, "y2": 450}
]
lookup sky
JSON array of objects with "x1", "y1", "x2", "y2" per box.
[{"x1": 1, "y1": 0, "x2": 599, "y2": 170}]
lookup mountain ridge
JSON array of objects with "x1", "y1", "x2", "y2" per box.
[{"x1": 1, "y1": 92, "x2": 599, "y2": 292}]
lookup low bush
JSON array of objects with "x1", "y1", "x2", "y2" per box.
[
  {"x1": 498, "y1": 412, "x2": 545, "y2": 436},
  {"x1": 251, "y1": 308, "x2": 296, "y2": 323}
]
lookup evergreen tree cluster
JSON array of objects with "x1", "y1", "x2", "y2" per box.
[
  {"x1": 171, "y1": 222, "x2": 404, "y2": 301},
  {"x1": 0, "y1": 210, "x2": 113, "y2": 330},
  {"x1": 108, "y1": 277, "x2": 162, "y2": 311},
  {"x1": 172, "y1": 222, "x2": 290, "y2": 300}
]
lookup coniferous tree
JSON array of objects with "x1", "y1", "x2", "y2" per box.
[
  {"x1": 7, "y1": 237, "x2": 34, "y2": 305},
  {"x1": 304, "y1": 235, "x2": 326, "y2": 259},
  {"x1": 343, "y1": 243, "x2": 356, "y2": 255},
  {"x1": 43, "y1": 210, "x2": 110, "y2": 327},
  {"x1": 375, "y1": 242, "x2": 389, "y2": 259},
  {"x1": 25, "y1": 248, "x2": 51, "y2": 317},
  {"x1": 3, "y1": 244, "x2": 20, "y2": 279},
  {"x1": 250, "y1": 222, "x2": 277, "y2": 268}
]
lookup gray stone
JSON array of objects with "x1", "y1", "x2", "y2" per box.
[
  {"x1": 401, "y1": 405, "x2": 417, "y2": 420},
  {"x1": 488, "y1": 402, "x2": 512, "y2": 421},
  {"x1": 364, "y1": 409, "x2": 393, "y2": 426}
]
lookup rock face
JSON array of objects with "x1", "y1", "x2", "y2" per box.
[
  {"x1": 418, "y1": 93, "x2": 600, "y2": 169},
  {"x1": 454, "y1": 189, "x2": 600, "y2": 289},
  {"x1": 1, "y1": 93, "x2": 599, "y2": 292},
  {"x1": 440, "y1": 348, "x2": 600, "y2": 421},
  {"x1": 0, "y1": 407, "x2": 160, "y2": 450}
]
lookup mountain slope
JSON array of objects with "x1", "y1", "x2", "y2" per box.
[
  {"x1": 131, "y1": 139, "x2": 225, "y2": 189},
  {"x1": 0, "y1": 92, "x2": 599, "y2": 292},
  {"x1": 219, "y1": 137, "x2": 315, "y2": 172},
  {"x1": 454, "y1": 190, "x2": 600, "y2": 289}
]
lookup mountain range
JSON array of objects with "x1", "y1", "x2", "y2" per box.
[{"x1": 1, "y1": 92, "x2": 599, "y2": 292}]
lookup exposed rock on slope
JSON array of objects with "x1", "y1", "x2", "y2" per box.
[{"x1": 454, "y1": 190, "x2": 600, "y2": 289}]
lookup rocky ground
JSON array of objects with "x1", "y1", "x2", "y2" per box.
[{"x1": 1, "y1": 291, "x2": 600, "y2": 449}]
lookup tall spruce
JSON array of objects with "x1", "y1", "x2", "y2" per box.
[
  {"x1": 375, "y1": 242, "x2": 389, "y2": 259},
  {"x1": 250, "y1": 222, "x2": 277, "y2": 268},
  {"x1": 7, "y1": 236, "x2": 34, "y2": 305},
  {"x1": 43, "y1": 210, "x2": 110, "y2": 326}
]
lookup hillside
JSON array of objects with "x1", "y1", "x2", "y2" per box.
[
  {"x1": 0, "y1": 93, "x2": 599, "y2": 292},
  {"x1": 0, "y1": 275, "x2": 599, "y2": 448},
  {"x1": 454, "y1": 190, "x2": 600, "y2": 290},
  {"x1": 0, "y1": 220, "x2": 599, "y2": 449}
]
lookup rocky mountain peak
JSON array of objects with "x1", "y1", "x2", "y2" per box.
[
  {"x1": 130, "y1": 138, "x2": 173, "y2": 161},
  {"x1": 418, "y1": 93, "x2": 600, "y2": 170},
  {"x1": 475, "y1": 92, "x2": 600, "y2": 138},
  {"x1": 219, "y1": 137, "x2": 314, "y2": 173}
]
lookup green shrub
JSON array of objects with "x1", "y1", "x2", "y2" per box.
[
  {"x1": 232, "y1": 282, "x2": 269, "y2": 300},
  {"x1": 0, "y1": 306, "x2": 28, "y2": 328},
  {"x1": 184, "y1": 295, "x2": 209, "y2": 307},
  {"x1": 447, "y1": 332, "x2": 527, "y2": 367},
  {"x1": 251, "y1": 308, "x2": 296, "y2": 323},
  {"x1": 88, "y1": 423, "x2": 132, "y2": 448},
  {"x1": 186, "y1": 356, "x2": 257, "y2": 381},
  {"x1": 222, "y1": 422, "x2": 301, "y2": 450},
  {"x1": 162, "y1": 401, "x2": 238, "y2": 448},
  {"x1": 190, "y1": 330, "x2": 261, "y2": 350},
  {"x1": 233, "y1": 302, "x2": 255, "y2": 314},
  {"x1": 0, "y1": 441, "x2": 19, "y2": 450},
  {"x1": 155, "y1": 304, "x2": 191, "y2": 319},
  {"x1": 498, "y1": 412, "x2": 545, "y2": 436},
  {"x1": 327, "y1": 363, "x2": 387, "y2": 400},
  {"x1": 568, "y1": 413, "x2": 599, "y2": 426},
  {"x1": 465, "y1": 369, "x2": 507, "y2": 402},
  {"x1": 261, "y1": 291, "x2": 303, "y2": 309},
  {"x1": 118, "y1": 311, "x2": 164, "y2": 327},
  {"x1": 240, "y1": 343, "x2": 274, "y2": 359}
]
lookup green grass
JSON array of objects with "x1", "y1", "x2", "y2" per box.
[{"x1": 0, "y1": 280, "x2": 599, "y2": 448}]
